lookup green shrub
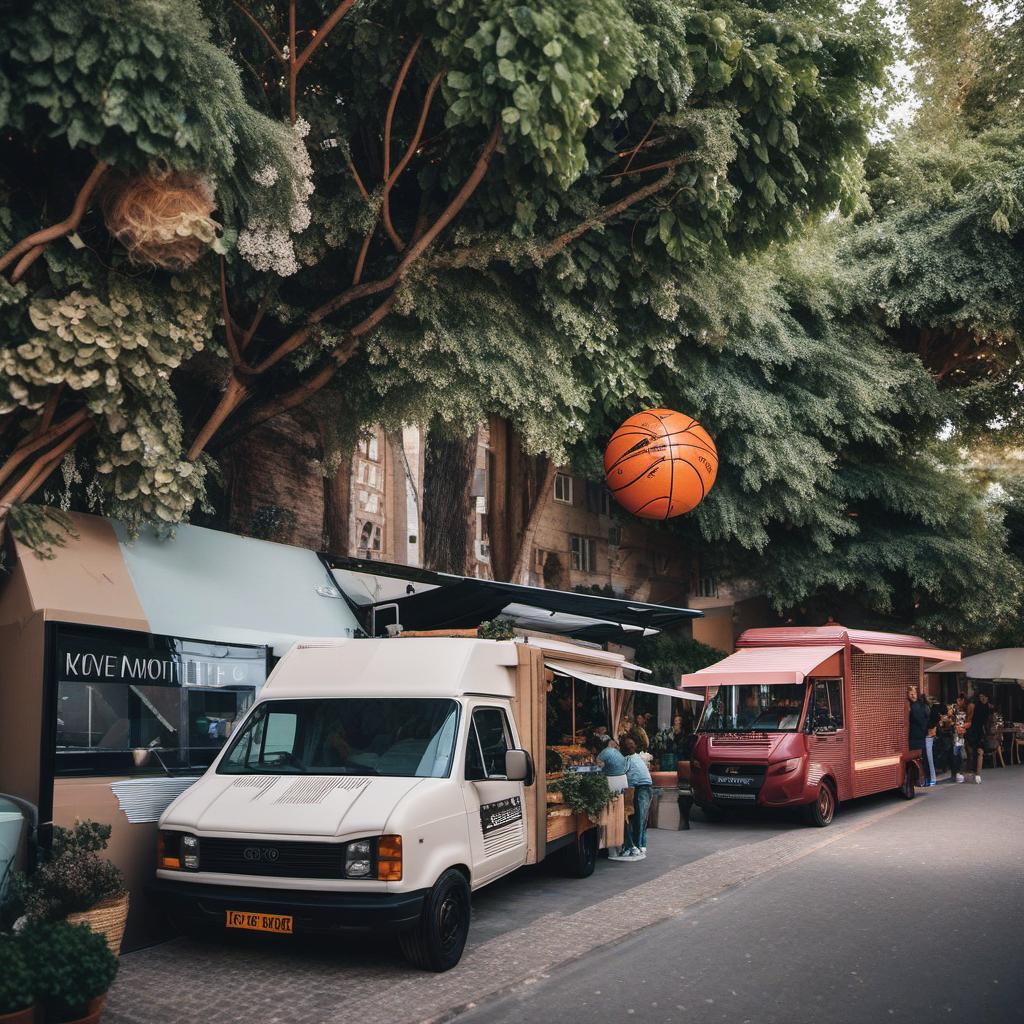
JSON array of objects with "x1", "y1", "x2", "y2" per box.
[
  {"x1": 20, "y1": 821, "x2": 124, "y2": 921},
  {"x1": 552, "y1": 771, "x2": 613, "y2": 820},
  {"x1": 0, "y1": 934, "x2": 34, "y2": 1014},
  {"x1": 19, "y1": 920, "x2": 117, "y2": 1022}
]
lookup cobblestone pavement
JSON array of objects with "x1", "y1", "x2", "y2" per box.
[{"x1": 105, "y1": 790, "x2": 935, "y2": 1024}]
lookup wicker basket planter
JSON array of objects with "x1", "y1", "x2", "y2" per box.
[
  {"x1": 0, "y1": 1005, "x2": 36, "y2": 1024},
  {"x1": 60, "y1": 995, "x2": 106, "y2": 1024},
  {"x1": 66, "y1": 893, "x2": 129, "y2": 956}
]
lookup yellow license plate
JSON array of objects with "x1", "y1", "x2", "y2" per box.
[{"x1": 225, "y1": 910, "x2": 294, "y2": 934}]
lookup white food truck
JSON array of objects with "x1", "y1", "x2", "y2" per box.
[{"x1": 152, "y1": 635, "x2": 654, "y2": 970}]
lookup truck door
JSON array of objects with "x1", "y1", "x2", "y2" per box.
[{"x1": 461, "y1": 704, "x2": 528, "y2": 886}]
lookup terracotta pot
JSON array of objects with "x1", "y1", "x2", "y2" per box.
[
  {"x1": 0, "y1": 1004, "x2": 37, "y2": 1024},
  {"x1": 54, "y1": 995, "x2": 106, "y2": 1024},
  {"x1": 65, "y1": 893, "x2": 129, "y2": 956}
]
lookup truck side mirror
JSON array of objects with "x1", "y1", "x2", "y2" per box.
[{"x1": 505, "y1": 748, "x2": 534, "y2": 786}]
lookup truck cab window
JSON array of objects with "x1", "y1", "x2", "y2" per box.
[
  {"x1": 810, "y1": 679, "x2": 844, "y2": 731},
  {"x1": 466, "y1": 708, "x2": 510, "y2": 780}
]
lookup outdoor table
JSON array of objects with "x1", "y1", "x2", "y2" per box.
[{"x1": 1004, "y1": 726, "x2": 1023, "y2": 765}]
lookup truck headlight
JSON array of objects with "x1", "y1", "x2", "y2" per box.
[
  {"x1": 773, "y1": 757, "x2": 803, "y2": 775},
  {"x1": 158, "y1": 831, "x2": 199, "y2": 870},
  {"x1": 157, "y1": 831, "x2": 181, "y2": 870},
  {"x1": 344, "y1": 839, "x2": 373, "y2": 878},
  {"x1": 181, "y1": 834, "x2": 200, "y2": 870},
  {"x1": 342, "y1": 836, "x2": 402, "y2": 880}
]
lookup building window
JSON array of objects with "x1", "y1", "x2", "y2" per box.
[
  {"x1": 553, "y1": 473, "x2": 573, "y2": 504},
  {"x1": 585, "y1": 482, "x2": 611, "y2": 516},
  {"x1": 608, "y1": 525, "x2": 622, "y2": 547},
  {"x1": 358, "y1": 522, "x2": 382, "y2": 556},
  {"x1": 570, "y1": 535, "x2": 597, "y2": 573},
  {"x1": 367, "y1": 434, "x2": 380, "y2": 462},
  {"x1": 697, "y1": 572, "x2": 718, "y2": 598}
]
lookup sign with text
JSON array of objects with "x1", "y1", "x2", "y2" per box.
[{"x1": 56, "y1": 629, "x2": 267, "y2": 689}]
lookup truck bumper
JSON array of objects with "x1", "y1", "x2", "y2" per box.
[{"x1": 148, "y1": 878, "x2": 427, "y2": 934}]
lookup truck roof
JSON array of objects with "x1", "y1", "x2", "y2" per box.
[
  {"x1": 262, "y1": 637, "x2": 522, "y2": 700},
  {"x1": 736, "y1": 625, "x2": 952, "y2": 654}
]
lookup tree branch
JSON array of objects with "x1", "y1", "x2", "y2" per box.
[
  {"x1": 346, "y1": 156, "x2": 370, "y2": 202},
  {"x1": 383, "y1": 69, "x2": 443, "y2": 251},
  {"x1": 0, "y1": 162, "x2": 109, "y2": 279},
  {"x1": 229, "y1": 1, "x2": 285, "y2": 63},
  {"x1": 384, "y1": 37, "x2": 423, "y2": 185},
  {"x1": 437, "y1": 156, "x2": 684, "y2": 272},
  {"x1": 207, "y1": 125, "x2": 502, "y2": 447},
  {"x1": 0, "y1": 408, "x2": 90, "y2": 492},
  {"x1": 0, "y1": 418, "x2": 93, "y2": 507},
  {"x1": 219, "y1": 257, "x2": 242, "y2": 366},
  {"x1": 295, "y1": 0, "x2": 359, "y2": 72}
]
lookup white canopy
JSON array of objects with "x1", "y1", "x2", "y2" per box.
[
  {"x1": 545, "y1": 661, "x2": 702, "y2": 701},
  {"x1": 926, "y1": 648, "x2": 1024, "y2": 682}
]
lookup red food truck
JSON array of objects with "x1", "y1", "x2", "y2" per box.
[{"x1": 683, "y1": 627, "x2": 960, "y2": 826}]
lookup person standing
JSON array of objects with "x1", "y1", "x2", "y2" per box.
[
  {"x1": 908, "y1": 685, "x2": 929, "y2": 786},
  {"x1": 923, "y1": 696, "x2": 941, "y2": 787},
  {"x1": 942, "y1": 694, "x2": 968, "y2": 783},
  {"x1": 966, "y1": 692, "x2": 994, "y2": 783},
  {"x1": 622, "y1": 737, "x2": 654, "y2": 854},
  {"x1": 591, "y1": 735, "x2": 641, "y2": 862}
]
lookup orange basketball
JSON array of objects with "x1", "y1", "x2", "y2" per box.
[{"x1": 603, "y1": 409, "x2": 718, "y2": 519}]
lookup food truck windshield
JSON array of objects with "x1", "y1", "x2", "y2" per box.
[
  {"x1": 218, "y1": 697, "x2": 460, "y2": 778},
  {"x1": 697, "y1": 683, "x2": 807, "y2": 733}
]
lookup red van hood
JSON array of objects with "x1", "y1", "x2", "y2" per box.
[{"x1": 700, "y1": 732, "x2": 796, "y2": 761}]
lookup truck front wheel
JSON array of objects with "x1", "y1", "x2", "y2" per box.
[
  {"x1": 803, "y1": 781, "x2": 836, "y2": 827},
  {"x1": 399, "y1": 868, "x2": 471, "y2": 972},
  {"x1": 561, "y1": 827, "x2": 598, "y2": 878}
]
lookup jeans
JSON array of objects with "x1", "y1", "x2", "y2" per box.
[
  {"x1": 924, "y1": 737, "x2": 936, "y2": 784},
  {"x1": 631, "y1": 784, "x2": 653, "y2": 849},
  {"x1": 949, "y1": 744, "x2": 963, "y2": 776}
]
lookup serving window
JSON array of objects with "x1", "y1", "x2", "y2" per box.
[{"x1": 52, "y1": 624, "x2": 268, "y2": 777}]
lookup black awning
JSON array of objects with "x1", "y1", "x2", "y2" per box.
[{"x1": 320, "y1": 554, "x2": 700, "y2": 642}]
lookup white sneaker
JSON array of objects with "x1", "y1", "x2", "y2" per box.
[
  {"x1": 974, "y1": 775, "x2": 982, "y2": 784},
  {"x1": 629, "y1": 848, "x2": 646, "y2": 860},
  {"x1": 956, "y1": 774, "x2": 965, "y2": 783},
  {"x1": 640, "y1": 846, "x2": 647, "y2": 853}
]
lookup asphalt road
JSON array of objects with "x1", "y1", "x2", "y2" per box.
[{"x1": 456, "y1": 770, "x2": 1024, "y2": 1024}]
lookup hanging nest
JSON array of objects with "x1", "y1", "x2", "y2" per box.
[{"x1": 102, "y1": 170, "x2": 219, "y2": 270}]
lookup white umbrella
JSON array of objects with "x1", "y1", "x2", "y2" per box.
[{"x1": 926, "y1": 648, "x2": 1024, "y2": 682}]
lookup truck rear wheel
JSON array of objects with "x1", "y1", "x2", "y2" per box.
[
  {"x1": 561, "y1": 827, "x2": 598, "y2": 878},
  {"x1": 803, "y1": 781, "x2": 836, "y2": 827},
  {"x1": 899, "y1": 764, "x2": 916, "y2": 800},
  {"x1": 399, "y1": 868, "x2": 471, "y2": 972},
  {"x1": 698, "y1": 803, "x2": 724, "y2": 822}
]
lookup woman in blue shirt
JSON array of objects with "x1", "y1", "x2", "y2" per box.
[
  {"x1": 590, "y1": 736, "x2": 641, "y2": 861},
  {"x1": 623, "y1": 737, "x2": 653, "y2": 853}
]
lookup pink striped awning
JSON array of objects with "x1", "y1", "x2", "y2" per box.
[{"x1": 679, "y1": 645, "x2": 844, "y2": 688}]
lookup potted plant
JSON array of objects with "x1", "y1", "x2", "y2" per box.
[
  {"x1": 19, "y1": 920, "x2": 117, "y2": 1024},
  {"x1": 17, "y1": 822, "x2": 128, "y2": 955},
  {"x1": 0, "y1": 934, "x2": 35, "y2": 1024},
  {"x1": 552, "y1": 771, "x2": 614, "y2": 821}
]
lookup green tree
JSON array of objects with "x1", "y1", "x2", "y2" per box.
[{"x1": 0, "y1": 0, "x2": 305, "y2": 543}]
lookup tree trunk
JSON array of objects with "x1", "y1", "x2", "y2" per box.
[
  {"x1": 323, "y1": 453, "x2": 353, "y2": 554},
  {"x1": 487, "y1": 416, "x2": 556, "y2": 584},
  {"x1": 509, "y1": 459, "x2": 555, "y2": 584},
  {"x1": 422, "y1": 425, "x2": 475, "y2": 573}
]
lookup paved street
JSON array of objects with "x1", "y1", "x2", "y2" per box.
[{"x1": 105, "y1": 769, "x2": 1024, "y2": 1024}]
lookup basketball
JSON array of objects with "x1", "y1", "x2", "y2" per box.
[{"x1": 603, "y1": 409, "x2": 718, "y2": 519}]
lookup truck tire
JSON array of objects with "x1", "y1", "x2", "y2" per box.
[
  {"x1": 561, "y1": 827, "x2": 598, "y2": 878},
  {"x1": 899, "y1": 764, "x2": 916, "y2": 800},
  {"x1": 803, "y1": 781, "x2": 836, "y2": 827},
  {"x1": 698, "y1": 803, "x2": 724, "y2": 822},
  {"x1": 399, "y1": 868, "x2": 471, "y2": 972}
]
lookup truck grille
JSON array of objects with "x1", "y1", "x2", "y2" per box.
[
  {"x1": 198, "y1": 838, "x2": 344, "y2": 879},
  {"x1": 708, "y1": 763, "x2": 767, "y2": 801}
]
